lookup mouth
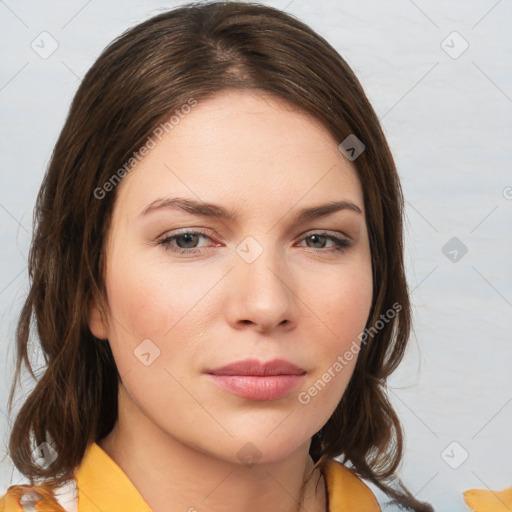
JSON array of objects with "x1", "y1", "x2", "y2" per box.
[{"x1": 205, "y1": 358, "x2": 306, "y2": 401}]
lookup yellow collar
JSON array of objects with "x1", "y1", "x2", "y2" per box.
[
  {"x1": 76, "y1": 443, "x2": 380, "y2": 512},
  {"x1": 323, "y1": 455, "x2": 380, "y2": 511},
  {"x1": 75, "y1": 442, "x2": 151, "y2": 511}
]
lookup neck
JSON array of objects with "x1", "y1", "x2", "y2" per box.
[{"x1": 99, "y1": 387, "x2": 327, "y2": 512}]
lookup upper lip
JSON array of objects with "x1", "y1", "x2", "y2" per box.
[{"x1": 206, "y1": 358, "x2": 306, "y2": 376}]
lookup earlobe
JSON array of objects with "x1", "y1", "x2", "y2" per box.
[{"x1": 88, "y1": 297, "x2": 109, "y2": 340}]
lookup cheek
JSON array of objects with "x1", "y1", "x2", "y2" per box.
[
  {"x1": 107, "y1": 271, "x2": 166, "y2": 334},
  {"x1": 331, "y1": 281, "x2": 372, "y2": 340},
  {"x1": 102, "y1": 254, "x2": 216, "y2": 373},
  {"x1": 298, "y1": 263, "x2": 372, "y2": 407},
  {"x1": 311, "y1": 264, "x2": 373, "y2": 347},
  {"x1": 101, "y1": 256, "x2": 175, "y2": 369}
]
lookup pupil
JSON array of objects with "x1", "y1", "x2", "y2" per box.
[
  {"x1": 180, "y1": 234, "x2": 197, "y2": 248},
  {"x1": 310, "y1": 235, "x2": 323, "y2": 248}
]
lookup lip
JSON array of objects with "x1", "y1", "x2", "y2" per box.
[
  {"x1": 206, "y1": 358, "x2": 306, "y2": 401},
  {"x1": 207, "y1": 358, "x2": 306, "y2": 376}
]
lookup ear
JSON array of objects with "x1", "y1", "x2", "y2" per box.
[{"x1": 88, "y1": 295, "x2": 109, "y2": 340}]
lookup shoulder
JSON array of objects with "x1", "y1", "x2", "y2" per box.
[{"x1": 323, "y1": 459, "x2": 381, "y2": 512}]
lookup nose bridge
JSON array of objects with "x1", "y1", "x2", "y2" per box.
[{"x1": 229, "y1": 235, "x2": 296, "y2": 330}]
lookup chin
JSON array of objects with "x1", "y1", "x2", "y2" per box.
[{"x1": 228, "y1": 432, "x2": 313, "y2": 467}]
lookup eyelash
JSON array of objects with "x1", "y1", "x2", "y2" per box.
[{"x1": 156, "y1": 230, "x2": 353, "y2": 255}]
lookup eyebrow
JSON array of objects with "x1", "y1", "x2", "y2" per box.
[{"x1": 139, "y1": 197, "x2": 362, "y2": 223}]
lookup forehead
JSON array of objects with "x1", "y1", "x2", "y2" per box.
[{"x1": 112, "y1": 89, "x2": 364, "y2": 221}]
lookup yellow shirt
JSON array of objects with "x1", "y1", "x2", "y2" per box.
[{"x1": 0, "y1": 443, "x2": 380, "y2": 511}]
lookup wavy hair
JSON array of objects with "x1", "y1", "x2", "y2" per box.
[{"x1": 6, "y1": 3, "x2": 432, "y2": 511}]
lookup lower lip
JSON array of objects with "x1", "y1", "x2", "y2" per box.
[{"x1": 207, "y1": 374, "x2": 305, "y2": 401}]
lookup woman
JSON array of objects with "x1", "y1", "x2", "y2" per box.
[{"x1": 1, "y1": 2, "x2": 433, "y2": 511}]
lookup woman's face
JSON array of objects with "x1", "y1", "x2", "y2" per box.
[{"x1": 89, "y1": 89, "x2": 373, "y2": 464}]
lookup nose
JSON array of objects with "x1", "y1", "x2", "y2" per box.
[{"x1": 225, "y1": 245, "x2": 298, "y2": 333}]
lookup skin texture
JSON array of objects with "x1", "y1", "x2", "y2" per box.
[{"x1": 88, "y1": 89, "x2": 373, "y2": 512}]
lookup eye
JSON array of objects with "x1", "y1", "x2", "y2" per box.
[
  {"x1": 157, "y1": 230, "x2": 217, "y2": 254},
  {"x1": 297, "y1": 232, "x2": 352, "y2": 253},
  {"x1": 156, "y1": 229, "x2": 353, "y2": 256}
]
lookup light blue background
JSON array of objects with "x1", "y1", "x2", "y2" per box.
[{"x1": 1, "y1": 1, "x2": 511, "y2": 510}]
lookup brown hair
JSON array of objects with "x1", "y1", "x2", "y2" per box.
[{"x1": 5, "y1": 2, "x2": 432, "y2": 510}]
